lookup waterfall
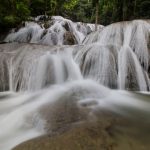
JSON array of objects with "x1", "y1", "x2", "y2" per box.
[
  {"x1": 0, "y1": 17, "x2": 150, "y2": 150},
  {"x1": 76, "y1": 20, "x2": 150, "y2": 91},
  {"x1": 4, "y1": 17, "x2": 150, "y2": 91},
  {"x1": 75, "y1": 44, "x2": 118, "y2": 88},
  {"x1": 4, "y1": 16, "x2": 103, "y2": 45},
  {"x1": 118, "y1": 46, "x2": 147, "y2": 91},
  {"x1": 1, "y1": 19, "x2": 150, "y2": 92},
  {"x1": 0, "y1": 43, "x2": 82, "y2": 91}
]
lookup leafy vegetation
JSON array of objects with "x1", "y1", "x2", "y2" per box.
[
  {"x1": 0, "y1": 0, "x2": 30, "y2": 32},
  {"x1": 0, "y1": 0, "x2": 149, "y2": 32}
]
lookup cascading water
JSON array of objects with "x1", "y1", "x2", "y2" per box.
[
  {"x1": 0, "y1": 43, "x2": 82, "y2": 91},
  {"x1": 118, "y1": 46, "x2": 147, "y2": 91},
  {"x1": 75, "y1": 44, "x2": 119, "y2": 89},
  {"x1": 0, "y1": 17, "x2": 150, "y2": 150},
  {"x1": 1, "y1": 80, "x2": 150, "y2": 150},
  {"x1": 76, "y1": 20, "x2": 150, "y2": 91},
  {"x1": 3, "y1": 17, "x2": 149, "y2": 91},
  {"x1": 4, "y1": 16, "x2": 103, "y2": 45}
]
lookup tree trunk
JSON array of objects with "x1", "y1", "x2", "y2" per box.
[
  {"x1": 45, "y1": 0, "x2": 47, "y2": 16},
  {"x1": 95, "y1": 0, "x2": 99, "y2": 31}
]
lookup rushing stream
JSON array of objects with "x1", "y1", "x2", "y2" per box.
[{"x1": 0, "y1": 16, "x2": 150, "y2": 150}]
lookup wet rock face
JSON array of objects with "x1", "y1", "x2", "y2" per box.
[
  {"x1": 0, "y1": 71, "x2": 9, "y2": 91},
  {"x1": 43, "y1": 22, "x2": 50, "y2": 29},
  {"x1": 148, "y1": 36, "x2": 150, "y2": 78},
  {"x1": 35, "y1": 15, "x2": 49, "y2": 22},
  {"x1": 42, "y1": 20, "x2": 54, "y2": 29},
  {"x1": 63, "y1": 22, "x2": 70, "y2": 31},
  {"x1": 86, "y1": 26, "x2": 92, "y2": 34},
  {"x1": 0, "y1": 54, "x2": 10, "y2": 91},
  {"x1": 0, "y1": 32, "x2": 9, "y2": 43},
  {"x1": 63, "y1": 31, "x2": 77, "y2": 45}
]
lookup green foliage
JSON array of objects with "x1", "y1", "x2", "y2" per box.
[
  {"x1": 63, "y1": 0, "x2": 79, "y2": 11},
  {"x1": 66, "y1": 0, "x2": 95, "y2": 23},
  {"x1": 138, "y1": 1, "x2": 150, "y2": 18},
  {"x1": 0, "y1": 0, "x2": 149, "y2": 33},
  {"x1": 30, "y1": 0, "x2": 46, "y2": 16},
  {"x1": 3, "y1": 15, "x2": 18, "y2": 25},
  {"x1": 16, "y1": 2, "x2": 30, "y2": 20},
  {"x1": 98, "y1": 0, "x2": 150, "y2": 25},
  {"x1": 99, "y1": 0, "x2": 114, "y2": 24},
  {"x1": 0, "y1": 0, "x2": 30, "y2": 32}
]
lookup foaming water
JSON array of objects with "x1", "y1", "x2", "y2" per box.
[{"x1": 0, "y1": 80, "x2": 150, "y2": 150}]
